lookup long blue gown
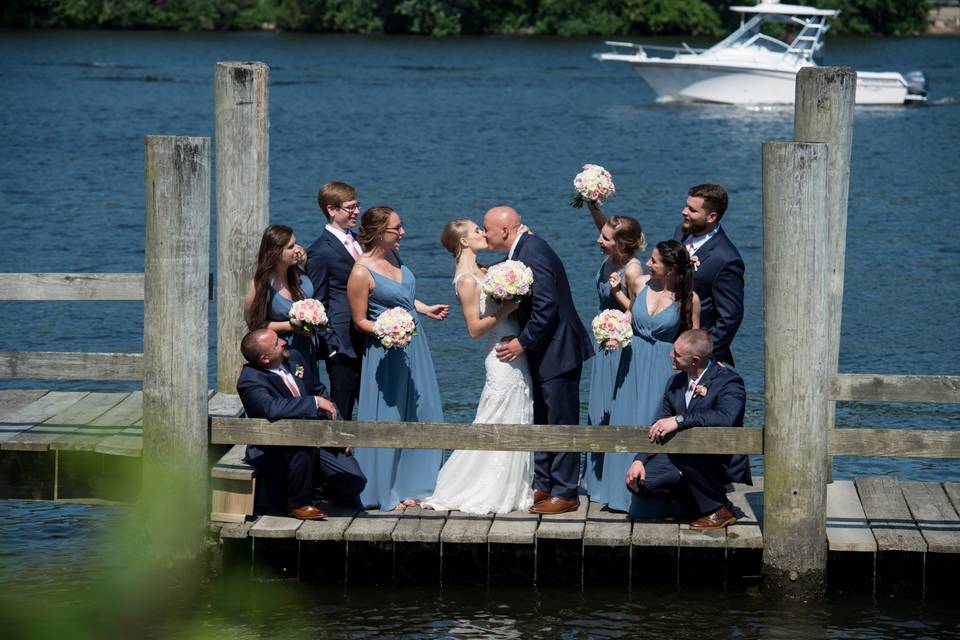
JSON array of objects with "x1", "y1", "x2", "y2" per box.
[
  {"x1": 267, "y1": 272, "x2": 315, "y2": 358},
  {"x1": 586, "y1": 285, "x2": 680, "y2": 512},
  {"x1": 354, "y1": 263, "x2": 444, "y2": 510}
]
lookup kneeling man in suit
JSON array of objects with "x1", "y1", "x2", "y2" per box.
[
  {"x1": 237, "y1": 328, "x2": 366, "y2": 520},
  {"x1": 626, "y1": 328, "x2": 752, "y2": 530}
]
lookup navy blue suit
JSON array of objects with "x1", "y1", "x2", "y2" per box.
[
  {"x1": 511, "y1": 232, "x2": 594, "y2": 499},
  {"x1": 306, "y1": 228, "x2": 364, "y2": 420},
  {"x1": 237, "y1": 349, "x2": 365, "y2": 510},
  {"x1": 674, "y1": 224, "x2": 744, "y2": 365},
  {"x1": 632, "y1": 361, "x2": 752, "y2": 516}
]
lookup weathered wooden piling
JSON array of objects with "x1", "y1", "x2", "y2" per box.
[
  {"x1": 214, "y1": 61, "x2": 270, "y2": 392},
  {"x1": 794, "y1": 67, "x2": 857, "y2": 478},
  {"x1": 761, "y1": 140, "x2": 830, "y2": 597},
  {"x1": 143, "y1": 135, "x2": 211, "y2": 550}
]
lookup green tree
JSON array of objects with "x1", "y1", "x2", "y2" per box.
[{"x1": 622, "y1": 0, "x2": 724, "y2": 36}]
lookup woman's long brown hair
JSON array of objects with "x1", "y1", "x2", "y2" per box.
[{"x1": 246, "y1": 224, "x2": 305, "y2": 330}]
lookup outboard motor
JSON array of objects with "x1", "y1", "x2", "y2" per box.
[{"x1": 905, "y1": 70, "x2": 928, "y2": 98}]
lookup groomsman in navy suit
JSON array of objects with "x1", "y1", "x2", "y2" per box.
[
  {"x1": 626, "y1": 329, "x2": 752, "y2": 530},
  {"x1": 673, "y1": 184, "x2": 744, "y2": 365},
  {"x1": 306, "y1": 181, "x2": 365, "y2": 420},
  {"x1": 485, "y1": 206, "x2": 595, "y2": 514},
  {"x1": 237, "y1": 328, "x2": 366, "y2": 520}
]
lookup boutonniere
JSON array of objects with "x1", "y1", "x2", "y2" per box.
[
  {"x1": 690, "y1": 255, "x2": 700, "y2": 271},
  {"x1": 693, "y1": 384, "x2": 708, "y2": 397},
  {"x1": 294, "y1": 365, "x2": 304, "y2": 379}
]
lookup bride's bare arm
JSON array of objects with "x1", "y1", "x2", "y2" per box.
[{"x1": 457, "y1": 275, "x2": 517, "y2": 339}]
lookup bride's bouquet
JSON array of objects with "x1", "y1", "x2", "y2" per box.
[
  {"x1": 289, "y1": 298, "x2": 329, "y2": 334},
  {"x1": 482, "y1": 260, "x2": 534, "y2": 303},
  {"x1": 591, "y1": 309, "x2": 632, "y2": 352},
  {"x1": 374, "y1": 307, "x2": 417, "y2": 349},
  {"x1": 570, "y1": 163, "x2": 616, "y2": 208}
]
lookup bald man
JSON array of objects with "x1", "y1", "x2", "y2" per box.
[{"x1": 483, "y1": 206, "x2": 594, "y2": 514}]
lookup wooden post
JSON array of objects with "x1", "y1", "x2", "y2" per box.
[
  {"x1": 215, "y1": 61, "x2": 269, "y2": 392},
  {"x1": 761, "y1": 141, "x2": 830, "y2": 597},
  {"x1": 143, "y1": 135, "x2": 211, "y2": 553},
  {"x1": 794, "y1": 67, "x2": 857, "y2": 482}
]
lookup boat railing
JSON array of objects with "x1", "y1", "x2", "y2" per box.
[{"x1": 600, "y1": 41, "x2": 707, "y2": 59}]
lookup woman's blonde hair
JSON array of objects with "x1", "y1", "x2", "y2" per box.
[{"x1": 440, "y1": 219, "x2": 472, "y2": 261}]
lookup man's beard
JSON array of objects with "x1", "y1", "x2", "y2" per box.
[{"x1": 682, "y1": 219, "x2": 707, "y2": 235}]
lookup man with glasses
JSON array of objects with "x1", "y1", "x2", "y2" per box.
[{"x1": 306, "y1": 181, "x2": 365, "y2": 420}]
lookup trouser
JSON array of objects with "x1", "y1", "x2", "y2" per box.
[
  {"x1": 629, "y1": 452, "x2": 730, "y2": 516},
  {"x1": 532, "y1": 365, "x2": 582, "y2": 500},
  {"x1": 325, "y1": 353, "x2": 362, "y2": 421},
  {"x1": 252, "y1": 446, "x2": 367, "y2": 510}
]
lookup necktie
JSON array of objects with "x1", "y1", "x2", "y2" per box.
[
  {"x1": 685, "y1": 239, "x2": 696, "y2": 257},
  {"x1": 345, "y1": 235, "x2": 361, "y2": 260},
  {"x1": 278, "y1": 368, "x2": 301, "y2": 397},
  {"x1": 685, "y1": 379, "x2": 696, "y2": 408}
]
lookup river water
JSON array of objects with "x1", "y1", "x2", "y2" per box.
[{"x1": 1, "y1": 30, "x2": 959, "y2": 637}]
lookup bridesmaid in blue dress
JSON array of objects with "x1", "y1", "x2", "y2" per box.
[
  {"x1": 587, "y1": 240, "x2": 700, "y2": 513},
  {"x1": 347, "y1": 206, "x2": 449, "y2": 511},
  {"x1": 243, "y1": 224, "x2": 317, "y2": 365}
]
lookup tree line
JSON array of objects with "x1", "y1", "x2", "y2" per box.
[{"x1": 1, "y1": 0, "x2": 930, "y2": 36}]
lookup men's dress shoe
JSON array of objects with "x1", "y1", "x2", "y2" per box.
[
  {"x1": 530, "y1": 497, "x2": 579, "y2": 514},
  {"x1": 289, "y1": 504, "x2": 328, "y2": 520},
  {"x1": 689, "y1": 505, "x2": 736, "y2": 530},
  {"x1": 533, "y1": 490, "x2": 551, "y2": 505}
]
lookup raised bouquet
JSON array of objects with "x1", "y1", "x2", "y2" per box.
[
  {"x1": 288, "y1": 298, "x2": 329, "y2": 334},
  {"x1": 373, "y1": 307, "x2": 417, "y2": 349},
  {"x1": 591, "y1": 309, "x2": 632, "y2": 352},
  {"x1": 570, "y1": 163, "x2": 616, "y2": 208},
  {"x1": 482, "y1": 260, "x2": 534, "y2": 302}
]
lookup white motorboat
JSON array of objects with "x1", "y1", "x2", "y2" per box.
[{"x1": 593, "y1": 1, "x2": 927, "y2": 105}]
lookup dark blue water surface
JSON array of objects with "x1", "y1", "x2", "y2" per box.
[{"x1": 1, "y1": 30, "x2": 959, "y2": 637}]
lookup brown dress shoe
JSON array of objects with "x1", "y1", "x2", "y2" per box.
[
  {"x1": 533, "y1": 490, "x2": 551, "y2": 505},
  {"x1": 530, "y1": 496, "x2": 579, "y2": 514},
  {"x1": 689, "y1": 505, "x2": 736, "y2": 530},
  {"x1": 288, "y1": 504, "x2": 328, "y2": 520}
]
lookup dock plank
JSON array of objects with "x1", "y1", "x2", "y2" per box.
[
  {"x1": 488, "y1": 510, "x2": 539, "y2": 545},
  {"x1": 440, "y1": 510, "x2": 493, "y2": 544},
  {"x1": 208, "y1": 392, "x2": 245, "y2": 418},
  {"x1": 47, "y1": 392, "x2": 130, "y2": 451},
  {"x1": 88, "y1": 391, "x2": 143, "y2": 427},
  {"x1": 344, "y1": 509, "x2": 401, "y2": 542},
  {"x1": 393, "y1": 506, "x2": 448, "y2": 543},
  {"x1": 945, "y1": 483, "x2": 960, "y2": 514},
  {"x1": 536, "y1": 496, "x2": 587, "y2": 540},
  {"x1": 855, "y1": 477, "x2": 926, "y2": 552},
  {"x1": 631, "y1": 521, "x2": 679, "y2": 547},
  {"x1": 219, "y1": 521, "x2": 254, "y2": 540},
  {"x1": 727, "y1": 482, "x2": 764, "y2": 549},
  {"x1": 93, "y1": 427, "x2": 142, "y2": 457},
  {"x1": 0, "y1": 390, "x2": 48, "y2": 417},
  {"x1": 297, "y1": 505, "x2": 360, "y2": 542},
  {"x1": 900, "y1": 482, "x2": 960, "y2": 554},
  {"x1": 583, "y1": 501, "x2": 632, "y2": 547},
  {"x1": 250, "y1": 515, "x2": 302, "y2": 539},
  {"x1": 826, "y1": 480, "x2": 877, "y2": 552},
  {"x1": 0, "y1": 391, "x2": 89, "y2": 449}
]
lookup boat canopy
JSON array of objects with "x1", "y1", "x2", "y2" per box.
[{"x1": 729, "y1": 2, "x2": 839, "y2": 18}]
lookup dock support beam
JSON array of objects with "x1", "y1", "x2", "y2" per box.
[
  {"x1": 761, "y1": 140, "x2": 830, "y2": 597},
  {"x1": 143, "y1": 135, "x2": 211, "y2": 554},
  {"x1": 794, "y1": 67, "x2": 857, "y2": 481},
  {"x1": 215, "y1": 61, "x2": 270, "y2": 392}
]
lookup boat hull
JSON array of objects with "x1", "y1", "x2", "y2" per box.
[{"x1": 622, "y1": 60, "x2": 912, "y2": 106}]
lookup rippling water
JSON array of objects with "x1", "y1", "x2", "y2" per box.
[{"x1": 1, "y1": 30, "x2": 959, "y2": 636}]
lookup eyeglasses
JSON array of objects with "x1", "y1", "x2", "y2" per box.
[
  {"x1": 384, "y1": 225, "x2": 404, "y2": 234},
  {"x1": 338, "y1": 202, "x2": 361, "y2": 212}
]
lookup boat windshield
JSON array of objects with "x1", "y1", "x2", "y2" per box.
[{"x1": 709, "y1": 13, "x2": 830, "y2": 58}]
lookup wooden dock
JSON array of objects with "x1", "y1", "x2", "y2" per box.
[{"x1": 211, "y1": 477, "x2": 960, "y2": 595}]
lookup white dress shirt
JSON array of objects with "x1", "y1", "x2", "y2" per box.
[{"x1": 684, "y1": 363, "x2": 711, "y2": 408}]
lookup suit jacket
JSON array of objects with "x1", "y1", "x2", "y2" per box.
[
  {"x1": 673, "y1": 224, "x2": 744, "y2": 364},
  {"x1": 306, "y1": 229, "x2": 365, "y2": 360},
  {"x1": 236, "y1": 349, "x2": 330, "y2": 464},
  {"x1": 511, "y1": 233, "x2": 594, "y2": 380},
  {"x1": 638, "y1": 360, "x2": 752, "y2": 485}
]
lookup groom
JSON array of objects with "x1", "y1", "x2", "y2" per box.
[{"x1": 484, "y1": 206, "x2": 594, "y2": 514}]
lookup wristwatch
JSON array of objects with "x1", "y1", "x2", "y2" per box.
[{"x1": 675, "y1": 414, "x2": 685, "y2": 429}]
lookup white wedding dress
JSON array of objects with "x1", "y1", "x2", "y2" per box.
[{"x1": 421, "y1": 274, "x2": 535, "y2": 514}]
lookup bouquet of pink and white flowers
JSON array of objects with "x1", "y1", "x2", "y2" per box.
[
  {"x1": 591, "y1": 309, "x2": 632, "y2": 352},
  {"x1": 289, "y1": 298, "x2": 329, "y2": 334},
  {"x1": 373, "y1": 307, "x2": 417, "y2": 349},
  {"x1": 570, "y1": 163, "x2": 616, "y2": 208},
  {"x1": 482, "y1": 260, "x2": 534, "y2": 302}
]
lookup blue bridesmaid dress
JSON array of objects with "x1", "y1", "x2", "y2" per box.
[
  {"x1": 586, "y1": 285, "x2": 680, "y2": 512},
  {"x1": 267, "y1": 272, "x2": 315, "y2": 354},
  {"x1": 354, "y1": 262, "x2": 444, "y2": 510}
]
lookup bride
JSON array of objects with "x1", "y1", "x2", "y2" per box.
[{"x1": 421, "y1": 219, "x2": 535, "y2": 514}]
